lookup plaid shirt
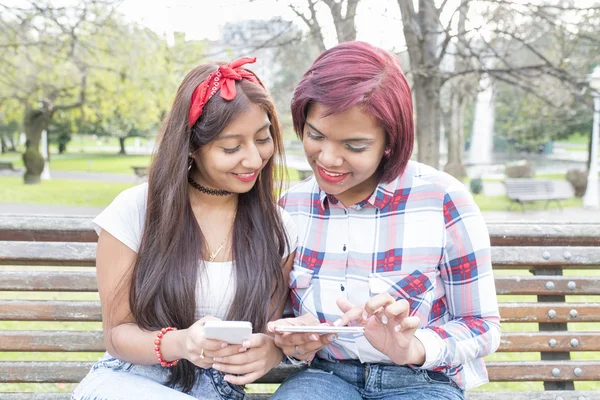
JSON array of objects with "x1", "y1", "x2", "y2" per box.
[{"x1": 279, "y1": 161, "x2": 501, "y2": 390}]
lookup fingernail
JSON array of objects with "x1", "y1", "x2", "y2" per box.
[
  {"x1": 394, "y1": 324, "x2": 402, "y2": 332},
  {"x1": 242, "y1": 340, "x2": 251, "y2": 348},
  {"x1": 267, "y1": 323, "x2": 274, "y2": 332},
  {"x1": 213, "y1": 357, "x2": 222, "y2": 362},
  {"x1": 362, "y1": 310, "x2": 368, "y2": 320},
  {"x1": 223, "y1": 375, "x2": 231, "y2": 383},
  {"x1": 309, "y1": 334, "x2": 319, "y2": 341},
  {"x1": 381, "y1": 315, "x2": 388, "y2": 325},
  {"x1": 333, "y1": 319, "x2": 342, "y2": 326},
  {"x1": 221, "y1": 343, "x2": 228, "y2": 348},
  {"x1": 239, "y1": 347, "x2": 247, "y2": 353},
  {"x1": 328, "y1": 334, "x2": 337, "y2": 342},
  {"x1": 213, "y1": 363, "x2": 221, "y2": 370}
]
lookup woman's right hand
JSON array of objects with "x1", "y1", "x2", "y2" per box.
[
  {"x1": 267, "y1": 314, "x2": 337, "y2": 361},
  {"x1": 183, "y1": 317, "x2": 247, "y2": 368}
]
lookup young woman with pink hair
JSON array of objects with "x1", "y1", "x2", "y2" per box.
[{"x1": 267, "y1": 41, "x2": 501, "y2": 400}]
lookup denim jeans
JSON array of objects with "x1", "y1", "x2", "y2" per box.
[
  {"x1": 71, "y1": 353, "x2": 245, "y2": 400},
  {"x1": 271, "y1": 357, "x2": 464, "y2": 400}
]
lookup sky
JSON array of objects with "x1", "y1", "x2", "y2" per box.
[{"x1": 118, "y1": 0, "x2": 406, "y2": 51}]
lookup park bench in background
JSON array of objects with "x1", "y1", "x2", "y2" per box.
[
  {"x1": 0, "y1": 215, "x2": 599, "y2": 399},
  {"x1": 0, "y1": 162, "x2": 16, "y2": 171},
  {"x1": 505, "y1": 178, "x2": 574, "y2": 210},
  {"x1": 131, "y1": 166, "x2": 149, "y2": 180}
]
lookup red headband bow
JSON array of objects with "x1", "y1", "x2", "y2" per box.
[{"x1": 188, "y1": 57, "x2": 261, "y2": 128}]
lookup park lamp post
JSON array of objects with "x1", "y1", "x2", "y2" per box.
[{"x1": 583, "y1": 66, "x2": 600, "y2": 209}]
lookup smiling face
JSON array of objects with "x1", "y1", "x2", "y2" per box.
[
  {"x1": 303, "y1": 103, "x2": 387, "y2": 206},
  {"x1": 191, "y1": 103, "x2": 274, "y2": 193}
]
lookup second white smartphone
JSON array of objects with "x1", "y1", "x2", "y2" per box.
[
  {"x1": 274, "y1": 326, "x2": 365, "y2": 334},
  {"x1": 203, "y1": 321, "x2": 253, "y2": 344}
]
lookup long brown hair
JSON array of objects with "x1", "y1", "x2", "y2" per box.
[{"x1": 130, "y1": 62, "x2": 289, "y2": 390}]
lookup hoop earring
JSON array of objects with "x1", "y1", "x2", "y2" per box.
[{"x1": 188, "y1": 156, "x2": 193, "y2": 171}]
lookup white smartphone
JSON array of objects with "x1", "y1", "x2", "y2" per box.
[
  {"x1": 203, "y1": 321, "x2": 253, "y2": 344},
  {"x1": 274, "y1": 326, "x2": 365, "y2": 334}
]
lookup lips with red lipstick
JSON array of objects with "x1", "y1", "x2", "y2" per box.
[
  {"x1": 232, "y1": 170, "x2": 259, "y2": 183},
  {"x1": 316, "y1": 165, "x2": 350, "y2": 184}
]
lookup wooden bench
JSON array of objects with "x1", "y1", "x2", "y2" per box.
[
  {"x1": 0, "y1": 162, "x2": 16, "y2": 171},
  {"x1": 1, "y1": 215, "x2": 599, "y2": 399},
  {"x1": 131, "y1": 166, "x2": 149, "y2": 179},
  {"x1": 505, "y1": 178, "x2": 574, "y2": 210}
]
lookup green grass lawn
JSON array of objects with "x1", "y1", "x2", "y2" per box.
[
  {"x1": 0, "y1": 177, "x2": 134, "y2": 207},
  {"x1": 0, "y1": 175, "x2": 585, "y2": 211},
  {"x1": 473, "y1": 193, "x2": 582, "y2": 211}
]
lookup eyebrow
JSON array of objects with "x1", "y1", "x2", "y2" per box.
[
  {"x1": 306, "y1": 122, "x2": 374, "y2": 143},
  {"x1": 218, "y1": 123, "x2": 271, "y2": 140}
]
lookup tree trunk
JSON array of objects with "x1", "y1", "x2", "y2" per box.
[
  {"x1": 58, "y1": 142, "x2": 67, "y2": 154},
  {"x1": 0, "y1": 135, "x2": 6, "y2": 153},
  {"x1": 414, "y1": 75, "x2": 442, "y2": 169},
  {"x1": 22, "y1": 105, "x2": 52, "y2": 184},
  {"x1": 444, "y1": 91, "x2": 467, "y2": 180},
  {"x1": 119, "y1": 137, "x2": 127, "y2": 155}
]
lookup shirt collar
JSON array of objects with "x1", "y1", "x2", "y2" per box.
[{"x1": 317, "y1": 175, "x2": 401, "y2": 211}]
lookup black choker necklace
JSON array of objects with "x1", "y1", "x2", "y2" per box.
[{"x1": 188, "y1": 176, "x2": 233, "y2": 196}]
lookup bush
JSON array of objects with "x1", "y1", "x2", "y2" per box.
[
  {"x1": 566, "y1": 169, "x2": 588, "y2": 198},
  {"x1": 470, "y1": 178, "x2": 484, "y2": 195},
  {"x1": 505, "y1": 160, "x2": 533, "y2": 178}
]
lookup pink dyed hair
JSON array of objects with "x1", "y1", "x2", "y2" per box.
[{"x1": 291, "y1": 41, "x2": 414, "y2": 182}]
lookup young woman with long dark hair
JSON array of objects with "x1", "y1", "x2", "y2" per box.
[
  {"x1": 269, "y1": 42, "x2": 500, "y2": 400},
  {"x1": 72, "y1": 57, "x2": 296, "y2": 399}
]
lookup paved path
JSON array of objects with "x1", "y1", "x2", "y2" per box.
[{"x1": 0, "y1": 169, "x2": 140, "y2": 184}]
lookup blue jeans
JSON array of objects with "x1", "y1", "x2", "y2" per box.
[
  {"x1": 71, "y1": 353, "x2": 245, "y2": 400},
  {"x1": 271, "y1": 357, "x2": 464, "y2": 400}
]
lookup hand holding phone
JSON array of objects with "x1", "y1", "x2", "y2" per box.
[{"x1": 203, "y1": 321, "x2": 253, "y2": 344}]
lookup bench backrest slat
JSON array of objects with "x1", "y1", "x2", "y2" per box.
[
  {"x1": 2, "y1": 300, "x2": 598, "y2": 323},
  {"x1": 3, "y1": 271, "x2": 599, "y2": 295},
  {"x1": 3, "y1": 242, "x2": 599, "y2": 268}
]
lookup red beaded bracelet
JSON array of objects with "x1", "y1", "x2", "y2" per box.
[{"x1": 154, "y1": 327, "x2": 180, "y2": 367}]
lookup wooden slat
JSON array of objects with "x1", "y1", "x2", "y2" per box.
[
  {"x1": 3, "y1": 301, "x2": 599, "y2": 323},
  {"x1": 0, "y1": 271, "x2": 97, "y2": 291},
  {"x1": 0, "y1": 395, "x2": 72, "y2": 400},
  {"x1": 488, "y1": 222, "x2": 600, "y2": 247},
  {"x1": 3, "y1": 271, "x2": 599, "y2": 296},
  {"x1": 495, "y1": 276, "x2": 600, "y2": 295},
  {"x1": 2, "y1": 330, "x2": 596, "y2": 353},
  {"x1": 0, "y1": 362, "x2": 302, "y2": 383},
  {"x1": 492, "y1": 246, "x2": 600, "y2": 268},
  {"x1": 467, "y1": 392, "x2": 599, "y2": 400},
  {"x1": 0, "y1": 301, "x2": 102, "y2": 321},
  {"x1": 0, "y1": 242, "x2": 96, "y2": 266},
  {"x1": 487, "y1": 361, "x2": 600, "y2": 381},
  {"x1": 499, "y1": 303, "x2": 600, "y2": 323},
  {"x1": 0, "y1": 392, "x2": 598, "y2": 400},
  {"x1": 498, "y1": 332, "x2": 600, "y2": 352},
  {"x1": 2, "y1": 242, "x2": 599, "y2": 268},
  {"x1": 0, "y1": 361, "x2": 93, "y2": 383},
  {"x1": 2, "y1": 361, "x2": 599, "y2": 383},
  {"x1": 0, "y1": 215, "x2": 96, "y2": 243},
  {"x1": 0, "y1": 331, "x2": 104, "y2": 352}
]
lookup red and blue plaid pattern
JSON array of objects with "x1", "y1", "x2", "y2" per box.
[{"x1": 279, "y1": 161, "x2": 501, "y2": 390}]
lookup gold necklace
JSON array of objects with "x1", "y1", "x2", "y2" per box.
[{"x1": 205, "y1": 212, "x2": 236, "y2": 262}]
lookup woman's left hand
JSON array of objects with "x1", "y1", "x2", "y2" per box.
[
  {"x1": 211, "y1": 333, "x2": 283, "y2": 385},
  {"x1": 335, "y1": 293, "x2": 425, "y2": 366}
]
